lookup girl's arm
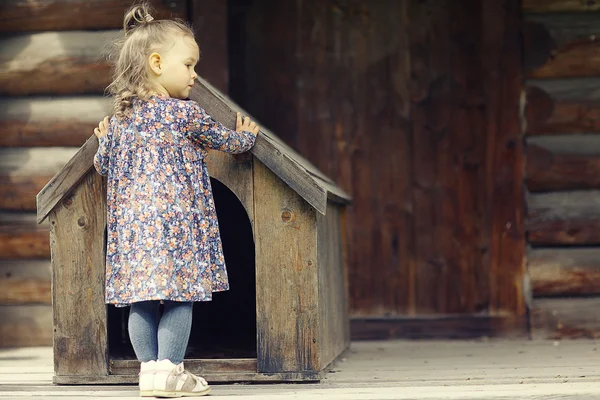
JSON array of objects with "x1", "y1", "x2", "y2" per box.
[
  {"x1": 186, "y1": 103, "x2": 259, "y2": 154},
  {"x1": 93, "y1": 116, "x2": 112, "y2": 176}
]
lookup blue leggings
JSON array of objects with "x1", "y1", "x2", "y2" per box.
[{"x1": 128, "y1": 301, "x2": 193, "y2": 364}]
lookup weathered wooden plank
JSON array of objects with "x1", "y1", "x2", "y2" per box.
[
  {"x1": 51, "y1": 170, "x2": 107, "y2": 376},
  {"x1": 0, "y1": 148, "x2": 77, "y2": 210},
  {"x1": 0, "y1": 31, "x2": 118, "y2": 96},
  {"x1": 531, "y1": 297, "x2": 600, "y2": 339},
  {"x1": 524, "y1": 0, "x2": 600, "y2": 12},
  {"x1": 0, "y1": 260, "x2": 51, "y2": 305},
  {"x1": 524, "y1": 13, "x2": 600, "y2": 78},
  {"x1": 525, "y1": 143, "x2": 600, "y2": 191},
  {"x1": 529, "y1": 248, "x2": 600, "y2": 296},
  {"x1": 526, "y1": 79, "x2": 600, "y2": 135},
  {"x1": 0, "y1": 213, "x2": 49, "y2": 259},
  {"x1": 350, "y1": 315, "x2": 528, "y2": 341},
  {"x1": 110, "y1": 359, "x2": 257, "y2": 375},
  {"x1": 0, "y1": 0, "x2": 187, "y2": 32},
  {"x1": 410, "y1": 0, "x2": 491, "y2": 314},
  {"x1": 205, "y1": 150, "x2": 254, "y2": 227},
  {"x1": 484, "y1": 0, "x2": 526, "y2": 315},
  {"x1": 0, "y1": 305, "x2": 52, "y2": 347},
  {"x1": 317, "y1": 204, "x2": 350, "y2": 369},
  {"x1": 254, "y1": 159, "x2": 320, "y2": 373},
  {"x1": 0, "y1": 96, "x2": 112, "y2": 147},
  {"x1": 526, "y1": 191, "x2": 600, "y2": 245},
  {"x1": 36, "y1": 136, "x2": 98, "y2": 223}
]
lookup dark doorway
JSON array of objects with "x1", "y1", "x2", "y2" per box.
[{"x1": 107, "y1": 178, "x2": 256, "y2": 360}]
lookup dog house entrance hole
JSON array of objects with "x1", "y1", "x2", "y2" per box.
[{"x1": 108, "y1": 177, "x2": 257, "y2": 360}]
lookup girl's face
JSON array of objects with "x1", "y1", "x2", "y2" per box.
[{"x1": 150, "y1": 34, "x2": 199, "y2": 99}]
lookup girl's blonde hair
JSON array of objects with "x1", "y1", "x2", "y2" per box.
[{"x1": 107, "y1": 2, "x2": 196, "y2": 118}]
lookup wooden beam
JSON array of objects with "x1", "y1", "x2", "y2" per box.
[
  {"x1": 0, "y1": 213, "x2": 49, "y2": 259},
  {"x1": 529, "y1": 248, "x2": 600, "y2": 297},
  {"x1": 525, "y1": 143, "x2": 600, "y2": 191},
  {"x1": 0, "y1": 260, "x2": 51, "y2": 305},
  {"x1": 484, "y1": 0, "x2": 527, "y2": 316},
  {"x1": 531, "y1": 297, "x2": 600, "y2": 339},
  {"x1": 0, "y1": 305, "x2": 52, "y2": 347},
  {"x1": 0, "y1": 31, "x2": 117, "y2": 96},
  {"x1": 524, "y1": 13, "x2": 600, "y2": 78},
  {"x1": 0, "y1": 0, "x2": 188, "y2": 33},
  {"x1": 0, "y1": 148, "x2": 77, "y2": 210},
  {"x1": 0, "y1": 97, "x2": 112, "y2": 147},
  {"x1": 350, "y1": 315, "x2": 528, "y2": 340},
  {"x1": 526, "y1": 191, "x2": 600, "y2": 245},
  {"x1": 525, "y1": 79, "x2": 600, "y2": 135},
  {"x1": 524, "y1": 0, "x2": 600, "y2": 13}
]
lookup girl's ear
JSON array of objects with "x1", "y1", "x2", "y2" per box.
[{"x1": 148, "y1": 52, "x2": 162, "y2": 75}]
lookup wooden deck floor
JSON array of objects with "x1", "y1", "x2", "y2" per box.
[{"x1": 1, "y1": 340, "x2": 600, "y2": 399}]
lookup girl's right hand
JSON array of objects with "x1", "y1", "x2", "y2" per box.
[
  {"x1": 94, "y1": 116, "x2": 110, "y2": 139},
  {"x1": 236, "y1": 112, "x2": 260, "y2": 136}
]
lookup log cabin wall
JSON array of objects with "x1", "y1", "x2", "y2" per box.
[
  {"x1": 523, "y1": 0, "x2": 600, "y2": 339},
  {"x1": 0, "y1": 0, "x2": 216, "y2": 348},
  {"x1": 230, "y1": 0, "x2": 527, "y2": 338}
]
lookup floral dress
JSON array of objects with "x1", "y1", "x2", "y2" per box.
[{"x1": 94, "y1": 96, "x2": 256, "y2": 307}]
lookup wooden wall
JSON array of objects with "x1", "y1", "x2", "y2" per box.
[
  {"x1": 523, "y1": 0, "x2": 600, "y2": 339},
  {"x1": 231, "y1": 0, "x2": 527, "y2": 338}
]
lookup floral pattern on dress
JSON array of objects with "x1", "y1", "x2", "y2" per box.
[{"x1": 94, "y1": 96, "x2": 256, "y2": 307}]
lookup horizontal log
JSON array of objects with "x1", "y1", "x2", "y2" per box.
[
  {"x1": 0, "y1": 31, "x2": 119, "y2": 96},
  {"x1": 0, "y1": 96, "x2": 112, "y2": 147},
  {"x1": 526, "y1": 191, "x2": 600, "y2": 245},
  {"x1": 524, "y1": 0, "x2": 600, "y2": 12},
  {"x1": 0, "y1": 260, "x2": 51, "y2": 305},
  {"x1": 0, "y1": 213, "x2": 50, "y2": 259},
  {"x1": 526, "y1": 79, "x2": 600, "y2": 135},
  {"x1": 0, "y1": 148, "x2": 78, "y2": 210},
  {"x1": 0, "y1": 305, "x2": 52, "y2": 347},
  {"x1": 0, "y1": 0, "x2": 187, "y2": 33},
  {"x1": 531, "y1": 297, "x2": 600, "y2": 339},
  {"x1": 529, "y1": 248, "x2": 600, "y2": 296},
  {"x1": 525, "y1": 143, "x2": 600, "y2": 191}
]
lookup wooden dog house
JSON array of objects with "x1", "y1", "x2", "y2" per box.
[{"x1": 36, "y1": 77, "x2": 351, "y2": 384}]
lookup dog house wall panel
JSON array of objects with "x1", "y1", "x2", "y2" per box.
[
  {"x1": 50, "y1": 170, "x2": 108, "y2": 378},
  {"x1": 254, "y1": 159, "x2": 321, "y2": 373}
]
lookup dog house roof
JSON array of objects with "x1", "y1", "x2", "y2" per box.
[{"x1": 37, "y1": 77, "x2": 351, "y2": 224}]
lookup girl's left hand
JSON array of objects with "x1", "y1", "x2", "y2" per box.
[{"x1": 94, "y1": 116, "x2": 110, "y2": 139}]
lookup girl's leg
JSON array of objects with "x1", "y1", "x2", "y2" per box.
[
  {"x1": 157, "y1": 301, "x2": 193, "y2": 363},
  {"x1": 128, "y1": 301, "x2": 160, "y2": 362}
]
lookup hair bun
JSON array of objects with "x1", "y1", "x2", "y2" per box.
[{"x1": 123, "y1": 2, "x2": 155, "y2": 32}]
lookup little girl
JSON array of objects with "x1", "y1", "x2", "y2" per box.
[{"x1": 93, "y1": 2, "x2": 259, "y2": 397}]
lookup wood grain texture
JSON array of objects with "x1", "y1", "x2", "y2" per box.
[
  {"x1": 484, "y1": 0, "x2": 526, "y2": 315},
  {"x1": 526, "y1": 143, "x2": 600, "y2": 191},
  {"x1": 0, "y1": 31, "x2": 117, "y2": 95},
  {"x1": 0, "y1": 305, "x2": 52, "y2": 347},
  {"x1": 529, "y1": 248, "x2": 600, "y2": 296},
  {"x1": 254, "y1": 160, "x2": 320, "y2": 373},
  {"x1": 0, "y1": 148, "x2": 77, "y2": 210},
  {"x1": 317, "y1": 204, "x2": 350, "y2": 369},
  {"x1": 0, "y1": 0, "x2": 188, "y2": 32},
  {"x1": 36, "y1": 136, "x2": 98, "y2": 223},
  {"x1": 0, "y1": 260, "x2": 51, "y2": 305},
  {"x1": 51, "y1": 170, "x2": 107, "y2": 376},
  {"x1": 0, "y1": 96, "x2": 112, "y2": 147},
  {"x1": 524, "y1": 0, "x2": 600, "y2": 12},
  {"x1": 531, "y1": 297, "x2": 600, "y2": 339},
  {"x1": 0, "y1": 214, "x2": 49, "y2": 259},
  {"x1": 526, "y1": 191, "x2": 600, "y2": 245},
  {"x1": 191, "y1": 0, "x2": 228, "y2": 93},
  {"x1": 110, "y1": 359, "x2": 257, "y2": 375},
  {"x1": 525, "y1": 79, "x2": 600, "y2": 135},
  {"x1": 524, "y1": 13, "x2": 600, "y2": 78}
]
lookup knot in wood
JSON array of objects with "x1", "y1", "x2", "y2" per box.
[
  {"x1": 281, "y1": 210, "x2": 295, "y2": 223},
  {"x1": 77, "y1": 216, "x2": 86, "y2": 227}
]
